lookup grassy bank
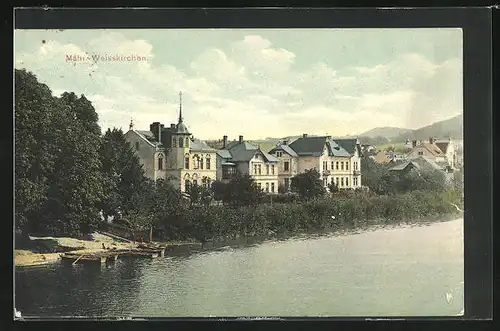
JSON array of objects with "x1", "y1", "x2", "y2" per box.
[{"x1": 178, "y1": 189, "x2": 463, "y2": 243}]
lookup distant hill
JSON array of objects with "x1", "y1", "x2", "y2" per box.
[
  {"x1": 358, "y1": 127, "x2": 413, "y2": 140},
  {"x1": 392, "y1": 114, "x2": 463, "y2": 142}
]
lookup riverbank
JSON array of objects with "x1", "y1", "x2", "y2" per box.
[
  {"x1": 15, "y1": 211, "x2": 463, "y2": 267},
  {"x1": 14, "y1": 233, "x2": 137, "y2": 267}
]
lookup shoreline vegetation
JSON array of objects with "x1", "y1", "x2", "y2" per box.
[
  {"x1": 15, "y1": 189, "x2": 463, "y2": 267},
  {"x1": 15, "y1": 69, "x2": 465, "y2": 268}
]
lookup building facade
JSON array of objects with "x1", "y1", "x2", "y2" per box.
[
  {"x1": 216, "y1": 135, "x2": 280, "y2": 193},
  {"x1": 124, "y1": 93, "x2": 217, "y2": 192},
  {"x1": 268, "y1": 134, "x2": 362, "y2": 191},
  {"x1": 406, "y1": 137, "x2": 457, "y2": 172}
]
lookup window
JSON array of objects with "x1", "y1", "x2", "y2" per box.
[
  {"x1": 353, "y1": 177, "x2": 358, "y2": 186},
  {"x1": 336, "y1": 162, "x2": 339, "y2": 170},
  {"x1": 194, "y1": 155, "x2": 200, "y2": 169},
  {"x1": 200, "y1": 157, "x2": 204, "y2": 169},
  {"x1": 266, "y1": 165, "x2": 270, "y2": 175},
  {"x1": 276, "y1": 151, "x2": 283, "y2": 157},
  {"x1": 258, "y1": 164, "x2": 262, "y2": 175},
  {"x1": 346, "y1": 177, "x2": 349, "y2": 186},
  {"x1": 135, "y1": 141, "x2": 140, "y2": 151},
  {"x1": 284, "y1": 161, "x2": 290, "y2": 171},
  {"x1": 323, "y1": 178, "x2": 328, "y2": 187},
  {"x1": 206, "y1": 158, "x2": 211, "y2": 170},
  {"x1": 185, "y1": 180, "x2": 190, "y2": 189},
  {"x1": 258, "y1": 182, "x2": 262, "y2": 190},
  {"x1": 341, "y1": 162, "x2": 344, "y2": 170},
  {"x1": 418, "y1": 151, "x2": 424, "y2": 155},
  {"x1": 346, "y1": 162, "x2": 349, "y2": 171},
  {"x1": 158, "y1": 157, "x2": 163, "y2": 170},
  {"x1": 271, "y1": 183, "x2": 275, "y2": 193},
  {"x1": 331, "y1": 161, "x2": 334, "y2": 170},
  {"x1": 271, "y1": 165, "x2": 275, "y2": 175},
  {"x1": 253, "y1": 163, "x2": 257, "y2": 175},
  {"x1": 323, "y1": 161, "x2": 328, "y2": 170},
  {"x1": 193, "y1": 179, "x2": 197, "y2": 186},
  {"x1": 179, "y1": 137, "x2": 184, "y2": 148},
  {"x1": 284, "y1": 178, "x2": 290, "y2": 189},
  {"x1": 336, "y1": 177, "x2": 339, "y2": 185},
  {"x1": 354, "y1": 162, "x2": 358, "y2": 171},
  {"x1": 172, "y1": 137, "x2": 177, "y2": 147},
  {"x1": 185, "y1": 157, "x2": 190, "y2": 169},
  {"x1": 265, "y1": 183, "x2": 269, "y2": 192},
  {"x1": 341, "y1": 178, "x2": 344, "y2": 187}
]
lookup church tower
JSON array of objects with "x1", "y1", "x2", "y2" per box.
[{"x1": 170, "y1": 92, "x2": 191, "y2": 170}]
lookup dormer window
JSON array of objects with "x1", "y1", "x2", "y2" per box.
[
  {"x1": 172, "y1": 137, "x2": 177, "y2": 147},
  {"x1": 276, "y1": 151, "x2": 283, "y2": 157}
]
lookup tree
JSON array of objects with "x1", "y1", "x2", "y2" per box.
[
  {"x1": 360, "y1": 155, "x2": 391, "y2": 194},
  {"x1": 15, "y1": 69, "x2": 105, "y2": 236},
  {"x1": 328, "y1": 181, "x2": 339, "y2": 194},
  {"x1": 214, "y1": 172, "x2": 263, "y2": 206},
  {"x1": 290, "y1": 169, "x2": 326, "y2": 200},
  {"x1": 15, "y1": 69, "x2": 59, "y2": 234},
  {"x1": 99, "y1": 128, "x2": 148, "y2": 219},
  {"x1": 44, "y1": 92, "x2": 105, "y2": 235}
]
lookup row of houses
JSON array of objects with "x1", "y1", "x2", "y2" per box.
[
  {"x1": 367, "y1": 137, "x2": 461, "y2": 172},
  {"x1": 124, "y1": 96, "x2": 363, "y2": 193}
]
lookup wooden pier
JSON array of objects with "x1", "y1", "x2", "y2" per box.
[{"x1": 60, "y1": 246, "x2": 165, "y2": 265}]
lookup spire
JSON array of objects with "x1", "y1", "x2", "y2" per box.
[
  {"x1": 129, "y1": 118, "x2": 134, "y2": 130},
  {"x1": 178, "y1": 91, "x2": 183, "y2": 123}
]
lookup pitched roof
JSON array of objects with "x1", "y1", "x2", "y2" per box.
[
  {"x1": 190, "y1": 139, "x2": 216, "y2": 152},
  {"x1": 221, "y1": 141, "x2": 279, "y2": 163},
  {"x1": 411, "y1": 142, "x2": 444, "y2": 156},
  {"x1": 412, "y1": 156, "x2": 445, "y2": 171},
  {"x1": 390, "y1": 161, "x2": 419, "y2": 171},
  {"x1": 435, "y1": 141, "x2": 450, "y2": 154},
  {"x1": 268, "y1": 144, "x2": 298, "y2": 157},
  {"x1": 326, "y1": 140, "x2": 351, "y2": 157},
  {"x1": 258, "y1": 149, "x2": 280, "y2": 163},
  {"x1": 135, "y1": 130, "x2": 161, "y2": 146},
  {"x1": 288, "y1": 136, "x2": 354, "y2": 157},
  {"x1": 288, "y1": 136, "x2": 328, "y2": 156},
  {"x1": 334, "y1": 138, "x2": 360, "y2": 155},
  {"x1": 216, "y1": 149, "x2": 232, "y2": 159}
]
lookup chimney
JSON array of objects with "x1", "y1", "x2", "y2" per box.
[
  {"x1": 170, "y1": 123, "x2": 175, "y2": 129},
  {"x1": 412, "y1": 140, "x2": 417, "y2": 148},
  {"x1": 239, "y1": 135, "x2": 243, "y2": 143},
  {"x1": 303, "y1": 133, "x2": 308, "y2": 138},
  {"x1": 150, "y1": 122, "x2": 162, "y2": 142},
  {"x1": 223, "y1": 135, "x2": 228, "y2": 148},
  {"x1": 282, "y1": 140, "x2": 288, "y2": 145}
]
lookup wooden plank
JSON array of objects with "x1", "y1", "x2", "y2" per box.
[{"x1": 72, "y1": 255, "x2": 84, "y2": 265}]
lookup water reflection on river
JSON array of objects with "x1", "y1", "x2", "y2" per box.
[{"x1": 15, "y1": 218, "x2": 464, "y2": 317}]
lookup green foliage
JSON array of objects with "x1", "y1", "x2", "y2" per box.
[
  {"x1": 327, "y1": 181, "x2": 339, "y2": 194},
  {"x1": 212, "y1": 172, "x2": 263, "y2": 206},
  {"x1": 290, "y1": 169, "x2": 326, "y2": 200},
  {"x1": 15, "y1": 69, "x2": 104, "y2": 237},
  {"x1": 99, "y1": 128, "x2": 148, "y2": 219}
]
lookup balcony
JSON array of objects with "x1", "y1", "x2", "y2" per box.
[
  {"x1": 323, "y1": 169, "x2": 331, "y2": 176},
  {"x1": 353, "y1": 170, "x2": 361, "y2": 176}
]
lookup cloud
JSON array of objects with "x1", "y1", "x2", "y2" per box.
[{"x1": 14, "y1": 30, "x2": 462, "y2": 139}]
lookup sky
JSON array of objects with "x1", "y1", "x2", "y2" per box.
[{"x1": 14, "y1": 28, "x2": 463, "y2": 140}]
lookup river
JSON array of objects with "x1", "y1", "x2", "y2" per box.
[{"x1": 15, "y1": 218, "x2": 463, "y2": 317}]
